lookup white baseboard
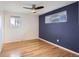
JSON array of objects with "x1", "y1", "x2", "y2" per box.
[
  {"x1": 4, "y1": 38, "x2": 38, "y2": 44},
  {"x1": 39, "y1": 38, "x2": 79, "y2": 56}
]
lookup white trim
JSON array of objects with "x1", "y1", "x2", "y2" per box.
[
  {"x1": 4, "y1": 38, "x2": 38, "y2": 44},
  {"x1": 39, "y1": 38, "x2": 79, "y2": 56}
]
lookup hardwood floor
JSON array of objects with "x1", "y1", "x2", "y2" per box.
[{"x1": 0, "y1": 39, "x2": 78, "y2": 57}]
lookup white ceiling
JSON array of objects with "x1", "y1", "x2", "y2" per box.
[{"x1": 0, "y1": 1, "x2": 76, "y2": 15}]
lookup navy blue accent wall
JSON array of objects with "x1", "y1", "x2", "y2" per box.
[{"x1": 39, "y1": 2, "x2": 79, "y2": 53}]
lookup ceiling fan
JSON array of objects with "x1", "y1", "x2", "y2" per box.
[{"x1": 23, "y1": 4, "x2": 44, "y2": 13}]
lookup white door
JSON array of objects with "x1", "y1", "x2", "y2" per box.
[{"x1": 0, "y1": 16, "x2": 2, "y2": 52}]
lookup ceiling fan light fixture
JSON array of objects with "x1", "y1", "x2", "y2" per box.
[
  {"x1": 23, "y1": 4, "x2": 44, "y2": 13},
  {"x1": 32, "y1": 9, "x2": 36, "y2": 13}
]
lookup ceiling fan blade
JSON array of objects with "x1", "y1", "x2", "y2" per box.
[
  {"x1": 23, "y1": 7, "x2": 32, "y2": 9},
  {"x1": 35, "y1": 6, "x2": 44, "y2": 9}
]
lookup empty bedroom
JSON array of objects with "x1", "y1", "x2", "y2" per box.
[{"x1": 0, "y1": 1, "x2": 79, "y2": 57}]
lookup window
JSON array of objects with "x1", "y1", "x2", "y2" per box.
[
  {"x1": 10, "y1": 16, "x2": 20, "y2": 28},
  {"x1": 45, "y1": 11, "x2": 67, "y2": 24}
]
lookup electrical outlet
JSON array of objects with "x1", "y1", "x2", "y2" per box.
[{"x1": 57, "y1": 39, "x2": 60, "y2": 42}]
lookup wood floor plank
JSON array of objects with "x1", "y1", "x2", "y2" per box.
[{"x1": 0, "y1": 39, "x2": 78, "y2": 57}]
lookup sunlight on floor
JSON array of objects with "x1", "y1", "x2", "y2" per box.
[{"x1": 9, "y1": 51, "x2": 21, "y2": 57}]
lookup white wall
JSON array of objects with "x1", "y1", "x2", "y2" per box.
[
  {"x1": 0, "y1": 11, "x2": 4, "y2": 52},
  {"x1": 0, "y1": 12, "x2": 2, "y2": 52},
  {"x1": 4, "y1": 11, "x2": 39, "y2": 43}
]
